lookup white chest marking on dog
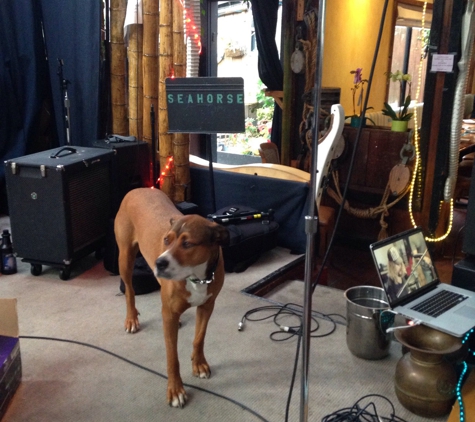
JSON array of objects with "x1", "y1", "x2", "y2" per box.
[{"x1": 185, "y1": 281, "x2": 212, "y2": 307}]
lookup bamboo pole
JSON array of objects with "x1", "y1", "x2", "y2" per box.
[
  {"x1": 159, "y1": 0, "x2": 174, "y2": 198},
  {"x1": 127, "y1": 24, "x2": 144, "y2": 139},
  {"x1": 172, "y1": 0, "x2": 190, "y2": 202},
  {"x1": 110, "y1": 0, "x2": 128, "y2": 135},
  {"x1": 142, "y1": 0, "x2": 159, "y2": 165}
]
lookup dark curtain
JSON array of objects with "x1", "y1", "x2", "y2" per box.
[
  {"x1": 40, "y1": 0, "x2": 102, "y2": 147},
  {"x1": 250, "y1": 0, "x2": 283, "y2": 148},
  {"x1": 250, "y1": 0, "x2": 283, "y2": 90},
  {"x1": 0, "y1": 0, "x2": 51, "y2": 213},
  {"x1": 0, "y1": 0, "x2": 102, "y2": 213}
]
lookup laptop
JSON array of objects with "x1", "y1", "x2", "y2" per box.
[{"x1": 369, "y1": 227, "x2": 475, "y2": 337}]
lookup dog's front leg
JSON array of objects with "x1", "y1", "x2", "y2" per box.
[
  {"x1": 119, "y1": 248, "x2": 140, "y2": 333},
  {"x1": 162, "y1": 306, "x2": 187, "y2": 408},
  {"x1": 191, "y1": 301, "x2": 215, "y2": 379}
]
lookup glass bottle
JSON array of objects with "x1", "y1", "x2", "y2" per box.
[{"x1": 1, "y1": 229, "x2": 17, "y2": 275}]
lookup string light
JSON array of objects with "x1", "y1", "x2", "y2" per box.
[
  {"x1": 456, "y1": 361, "x2": 468, "y2": 421},
  {"x1": 408, "y1": 1, "x2": 426, "y2": 229},
  {"x1": 408, "y1": 2, "x2": 454, "y2": 242},
  {"x1": 182, "y1": 3, "x2": 202, "y2": 54},
  {"x1": 456, "y1": 328, "x2": 474, "y2": 421},
  {"x1": 157, "y1": 155, "x2": 174, "y2": 189}
]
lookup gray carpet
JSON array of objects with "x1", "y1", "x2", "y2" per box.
[{"x1": 0, "y1": 217, "x2": 450, "y2": 421}]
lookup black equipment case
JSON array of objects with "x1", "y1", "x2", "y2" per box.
[
  {"x1": 92, "y1": 137, "x2": 151, "y2": 214},
  {"x1": 209, "y1": 205, "x2": 279, "y2": 273},
  {"x1": 92, "y1": 137, "x2": 152, "y2": 276},
  {"x1": 4, "y1": 146, "x2": 114, "y2": 280}
]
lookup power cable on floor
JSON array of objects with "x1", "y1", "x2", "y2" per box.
[
  {"x1": 238, "y1": 301, "x2": 345, "y2": 341},
  {"x1": 238, "y1": 300, "x2": 346, "y2": 421},
  {"x1": 320, "y1": 394, "x2": 409, "y2": 422},
  {"x1": 237, "y1": 0, "x2": 391, "y2": 419}
]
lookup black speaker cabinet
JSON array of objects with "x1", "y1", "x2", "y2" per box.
[
  {"x1": 92, "y1": 139, "x2": 151, "y2": 214},
  {"x1": 452, "y1": 256, "x2": 475, "y2": 292},
  {"x1": 4, "y1": 146, "x2": 114, "y2": 279},
  {"x1": 463, "y1": 159, "x2": 475, "y2": 255}
]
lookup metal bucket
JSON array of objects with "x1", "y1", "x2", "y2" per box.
[{"x1": 344, "y1": 286, "x2": 392, "y2": 360}]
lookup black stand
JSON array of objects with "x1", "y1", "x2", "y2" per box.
[
  {"x1": 299, "y1": 2, "x2": 324, "y2": 419},
  {"x1": 299, "y1": 0, "x2": 389, "y2": 420},
  {"x1": 206, "y1": 135, "x2": 217, "y2": 212},
  {"x1": 165, "y1": 77, "x2": 245, "y2": 212},
  {"x1": 151, "y1": 104, "x2": 158, "y2": 187},
  {"x1": 57, "y1": 59, "x2": 71, "y2": 146}
]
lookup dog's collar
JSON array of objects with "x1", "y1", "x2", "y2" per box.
[
  {"x1": 186, "y1": 253, "x2": 220, "y2": 285},
  {"x1": 186, "y1": 274, "x2": 214, "y2": 285}
]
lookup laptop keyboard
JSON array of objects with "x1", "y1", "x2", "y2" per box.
[{"x1": 411, "y1": 290, "x2": 468, "y2": 317}]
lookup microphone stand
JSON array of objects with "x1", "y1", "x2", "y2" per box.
[
  {"x1": 151, "y1": 104, "x2": 157, "y2": 187},
  {"x1": 57, "y1": 59, "x2": 71, "y2": 146},
  {"x1": 300, "y1": 1, "x2": 389, "y2": 420},
  {"x1": 300, "y1": 0, "x2": 326, "y2": 420}
]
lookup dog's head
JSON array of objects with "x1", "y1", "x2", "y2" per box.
[{"x1": 154, "y1": 215, "x2": 229, "y2": 280}]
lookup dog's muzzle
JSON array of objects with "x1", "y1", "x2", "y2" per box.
[{"x1": 155, "y1": 256, "x2": 171, "y2": 278}]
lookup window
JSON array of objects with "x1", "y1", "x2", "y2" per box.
[
  {"x1": 388, "y1": 2, "x2": 432, "y2": 107},
  {"x1": 215, "y1": 1, "x2": 280, "y2": 164}
]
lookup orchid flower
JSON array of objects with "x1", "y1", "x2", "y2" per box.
[
  {"x1": 353, "y1": 68, "x2": 363, "y2": 84},
  {"x1": 349, "y1": 68, "x2": 371, "y2": 118},
  {"x1": 382, "y1": 70, "x2": 413, "y2": 121}
]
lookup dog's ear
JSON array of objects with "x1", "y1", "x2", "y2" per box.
[{"x1": 212, "y1": 224, "x2": 230, "y2": 247}]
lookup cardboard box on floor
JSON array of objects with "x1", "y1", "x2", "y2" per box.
[{"x1": 0, "y1": 298, "x2": 22, "y2": 421}]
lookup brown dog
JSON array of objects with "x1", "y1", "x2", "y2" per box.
[{"x1": 114, "y1": 188, "x2": 229, "y2": 408}]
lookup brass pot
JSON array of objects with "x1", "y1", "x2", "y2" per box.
[{"x1": 394, "y1": 325, "x2": 462, "y2": 418}]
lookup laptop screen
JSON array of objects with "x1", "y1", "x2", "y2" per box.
[{"x1": 369, "y1": 227, "x2": 440, "y2": 307}]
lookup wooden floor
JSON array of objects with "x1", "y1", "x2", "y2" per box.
[{"x1": 321, "y1": 201, "x2": 469, "y2": 291}]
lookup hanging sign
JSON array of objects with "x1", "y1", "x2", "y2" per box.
[
  {"x1": 165, "y1": 77, "x2": 245, "y2": 133},
  {"x1": 430, "y1": 53, "x2": 455, "y2": 73}
]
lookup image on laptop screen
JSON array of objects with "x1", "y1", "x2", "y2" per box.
[{"x1": 371, "y1": 229, "x2": 438, "y2": 304}]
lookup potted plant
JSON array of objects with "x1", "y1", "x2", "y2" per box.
[
  {"x1": 382, "y1": 70, "x2": 413, "y2": 132},
  {"x1": 347, "y1": 68, "x2": 375, "y2": 128}
]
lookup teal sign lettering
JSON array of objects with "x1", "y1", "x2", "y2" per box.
[
  {"x1": 165, "y1": 77, "x2": 245, "y2": 133},
  {"x1": 166, "y1": 92, "x2": 244, "y2": 105}
]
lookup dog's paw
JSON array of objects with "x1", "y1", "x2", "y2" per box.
[
  {"x1": 168, "y1": 389, "x2": 187, "y2": 408},
  {"x1": 124, "y1": 323, "x2": 139, "y2": 333},
  {"x1": 124, "y1": 310, "x2": 140, "y2": 333},
  {"x1": 192, "y1": 361, "x2": 211, "y2": 379}
]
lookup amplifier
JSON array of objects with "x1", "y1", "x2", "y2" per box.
[
  {"x1": 452, "y1": 256, "x2": 475, "y2": 292},
  {"x1": 92, "y1": 138, "x2": 152, "y2": 276},
  {"x1": 4, "y1": 146, "x2": 114, "y2": 279},
  {"x1": 92, "y1": 138, "x2": 151, "y2": 214},
  {"x1": 462, "y1": 159, "x2": 475, "y2": 255}
]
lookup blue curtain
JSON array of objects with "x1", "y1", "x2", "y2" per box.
[
  {"x1": 250, "y1": 0, "x2": 283, "y2": 149},
  {"x1": 40, "y1": 0, "x2": 102, "y2": 147},
  {"x1": 0, "y1": 0, "x2": 102, "y2": 213}
]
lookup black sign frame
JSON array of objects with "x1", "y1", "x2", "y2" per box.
[{"x1": 165, "y1": 77, "x2": 245, "y2": 134}]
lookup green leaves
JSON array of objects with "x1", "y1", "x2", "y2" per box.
[{"x1": 382, "y1": 95, "x2": 413, "y2": 121}]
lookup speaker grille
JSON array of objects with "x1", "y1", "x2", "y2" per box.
[{"x1": 68, "y1": 164, "x2": 111, "y2": 253}]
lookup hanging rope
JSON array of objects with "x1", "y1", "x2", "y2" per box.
[
  {"x1": 327, "y1": 169, "x2": 411, "y2": 240},
  {"x1": 297, "y1": 9, "x2": 319, "y2": 172}
]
